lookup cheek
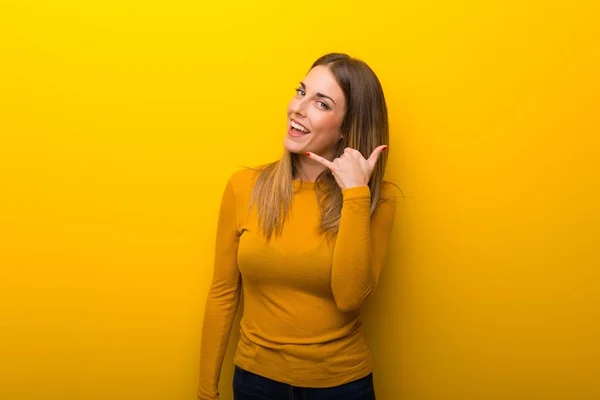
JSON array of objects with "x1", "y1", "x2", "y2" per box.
[{"x1": 311, "y1": 111, "x2": 343, "y2": 134}]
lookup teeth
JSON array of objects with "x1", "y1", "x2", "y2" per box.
[{"x1": 291, "y1": 120, "x2": 310, "y2": 133}]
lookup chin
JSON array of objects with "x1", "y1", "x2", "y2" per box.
[{"x1": 283, "y1": 138, "x2": 306, "y2": 154}]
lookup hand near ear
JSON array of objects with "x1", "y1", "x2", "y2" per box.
[{"x1": 306, "y1": 145, "x2": 388, "y2": 190}]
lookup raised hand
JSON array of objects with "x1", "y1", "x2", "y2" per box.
[{"x1": 306, "y1": 145, "x2": 388, "y2": 190}]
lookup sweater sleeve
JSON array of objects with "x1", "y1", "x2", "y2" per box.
[
  {"x1": 330, "y1": 183, "x2": 398, "y2": 312},
  {"x1": 197, "y1": 177, "x2": 242, "y2": 400}
]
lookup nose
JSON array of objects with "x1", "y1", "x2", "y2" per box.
[{"x1": 290, "y1": 96, "x2": 308, "y2": 117}]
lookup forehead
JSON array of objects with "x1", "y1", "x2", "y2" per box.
[{"x1": 303, "y1": 65, "x2": 345, "y2": 103}]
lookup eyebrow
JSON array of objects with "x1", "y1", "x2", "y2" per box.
[{"x1": 300, "y1": 82, "x2": 336, "y2": 105}]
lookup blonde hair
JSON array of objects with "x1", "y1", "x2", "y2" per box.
[{"x1": 249, "y1": 53, "x2": 390, "y2": 241}]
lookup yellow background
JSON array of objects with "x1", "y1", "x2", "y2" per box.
[{"x1": 1, "y1": 0, "x2": 599, "y2": 399}]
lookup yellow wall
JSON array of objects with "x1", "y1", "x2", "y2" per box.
[{"x1": 1, "y1": 0, "x2": 598, "y2": 399}]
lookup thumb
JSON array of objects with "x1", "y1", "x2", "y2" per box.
[{"x1": 367, "y1": 145, "x2": 388, "y2": 167}]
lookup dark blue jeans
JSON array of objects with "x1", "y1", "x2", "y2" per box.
[{"x1": 233, "y1": 365, "x2": 376, "y2": 400}]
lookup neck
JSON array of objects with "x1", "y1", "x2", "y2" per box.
[{"x1": 295, "y1": 155, "x2": 330, "y2": 182}]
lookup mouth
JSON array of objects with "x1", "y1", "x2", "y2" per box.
[{"x1": 289, "y1": 119, "x2": 311, "y2": 137}]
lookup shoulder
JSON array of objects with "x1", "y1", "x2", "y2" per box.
[
  {"x1": 380, "y1": 180, "x2": 401, "y2": 201},
  {"x1": 369, "y1": 181, "x2": 400, "y2": 231},
  {"x1": 228, "y1": 167, "x2": 260, "y2": 188},
  {"x1": 226, "y1": 164, "x2": 268, "y2": 199},
  {"x1": 373, "y1": 180, "x2": 400, "y2": 216}
]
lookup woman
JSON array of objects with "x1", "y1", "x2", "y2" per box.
[{"x1": 197, "y1": 53, "x2": 398, "y2": 400}]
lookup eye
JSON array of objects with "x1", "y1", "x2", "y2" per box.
[
  {"x1": 295, "y1": 88, "x2": 305, "y2": 96},
  {"x1": 316, "y1": 101, "x2": 330, "y2": 110}
]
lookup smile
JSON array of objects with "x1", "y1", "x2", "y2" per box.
[{"x1": 291, "y1": 119, "x2": 311, "y2": 134}]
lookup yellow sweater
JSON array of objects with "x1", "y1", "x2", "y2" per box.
[{"x1": 197, "y1": 168, "x2": 398, "y2": 399}]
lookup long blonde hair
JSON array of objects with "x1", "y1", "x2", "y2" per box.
[{"x1": 249, "y1": 53, "x2": 390, "y2": 241}]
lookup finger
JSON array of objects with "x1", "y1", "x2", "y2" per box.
[
  {"x1": 306, "y1": 152, "x2": 335, "y2": 169},
  {"x1": 344, "y1": 147, "x2": 362, "y2": 158},
  {"x1": 367, "y1": 145, "x2": 388, "y2": 167},
  {"x1": 340, "y1": 151, "x2": 352, "y2": 160}
]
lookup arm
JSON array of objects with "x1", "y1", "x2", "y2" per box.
[
  {"x1": 197, "y1": 178, "x2": 242, "y2": 400},
  {"x1": 330, "y1": 184, "x2": 398, "y2": 312}
]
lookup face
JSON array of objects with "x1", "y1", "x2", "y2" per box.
[{"x1": 283, "y1": 65, "x2": 347, "y2": 159}]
